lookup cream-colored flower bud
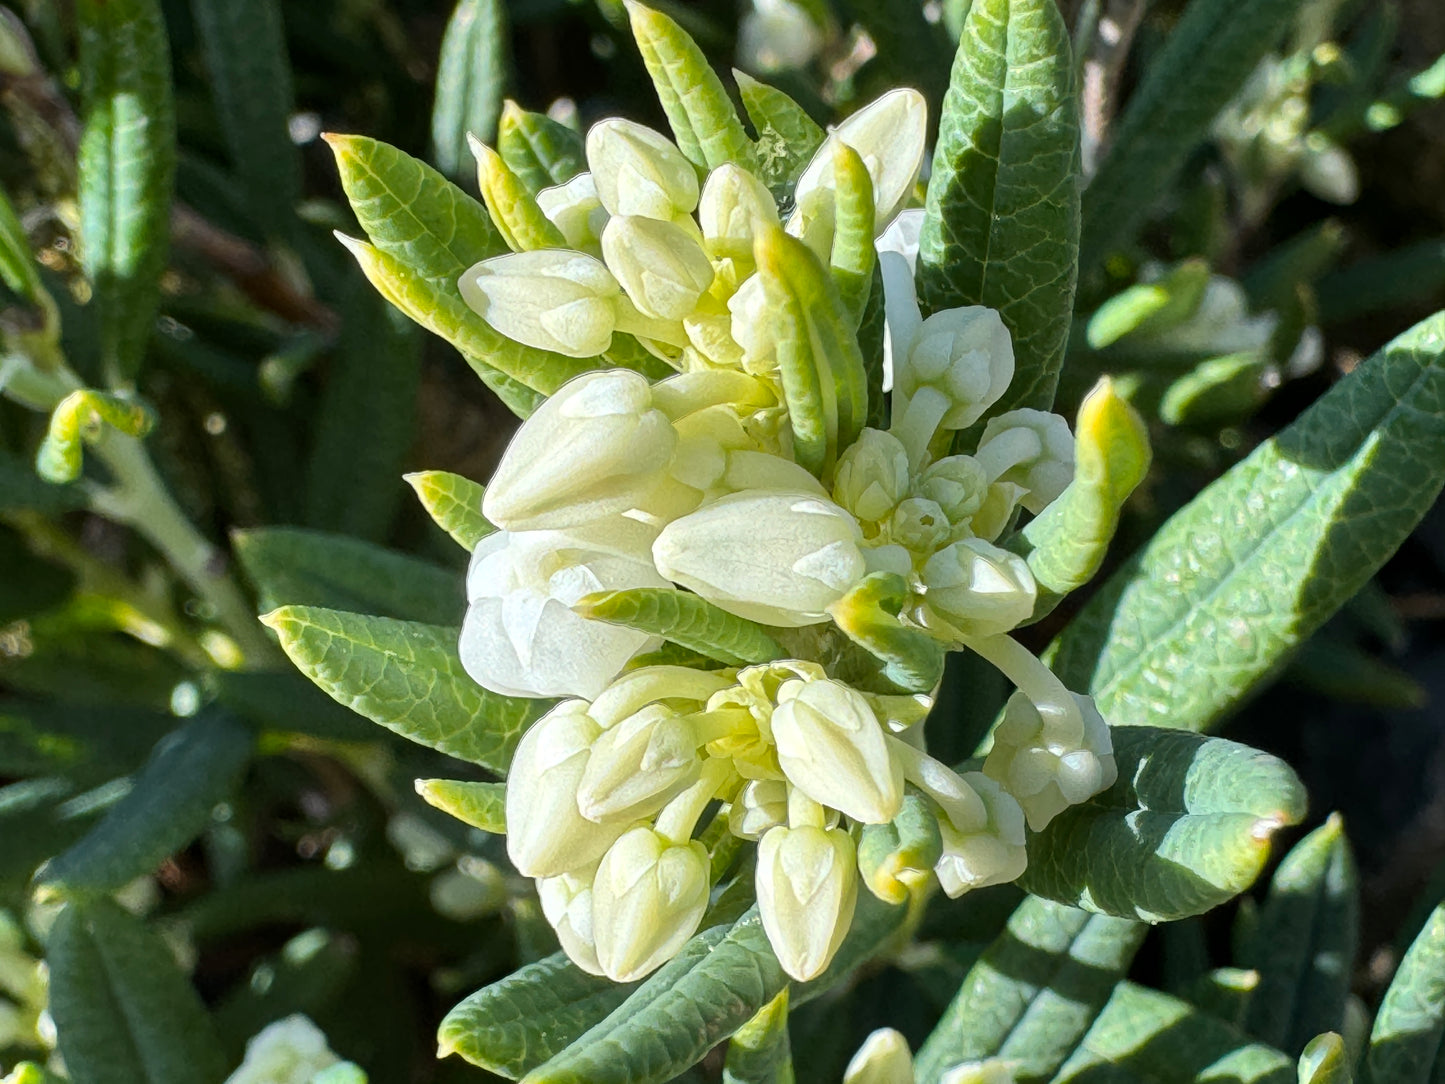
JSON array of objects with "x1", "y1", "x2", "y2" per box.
[
  {"x1": 537, "y1": 864, "x2": 604, "y2": 976},
  {"x1": 586, "y1": 118, "x2": 700, "y2": 220},
  {"x1": 726, "y1": 272, "x2": 777, "y2": 374},
  {"x1": 683, "y1": 311, "x2": 747, "y2": 368},
  {"x1": 224, "y1": 1014, "x2": 346, "y2": 1084},
  {"x1": 602, "y1": 215, "x2": 715, "y2": 320},
  {"x1": 896, "y1": 307, "x2": 1015, "y2": 431},
  {"x1": 503, "y1": 702, "x2": 626, "y2": 877},
  {"x1": 537, "y1": 172, "x2": 610, "y2": 252},
  {"x1": 983, "y1": 690, "x2": 1117, "y2": 831},
  {"x1": 756, "y1": 824, "x2": 858, "y2": 981},
  {"x1": 575, "y1": 703, "x2": 701, "y2": 823},
  {"x1": 653, "y1": 491, "x2": 867, "y2": 627},
  {"x1": 915, "y1": 455, "x2": 988, "y2": 526},
  {"x1": 592, "y1": 827, "x2": 710, "y2": 981},
  {"x1": 843, "y1": 1028, "x2": 915, "y2": 1084},
  {"x1": 890, "y1": 497, "x2": 950, "y2": 554},
  {"x1": 699, "y1": 163, "x2": 779, "y2": 262},
  {"x1": 833, "y1": 428, "x2": 912, "y2": 525},
  {"x1": 921, "y1": 538, "x2": 1037, "y2": 638},
  {"x1": 771, "y1": 678, "x2": 903, "y2": 823},
  {"x1": 933, "y1": 771, "x2": 1028, "y2": 897},
  {"x1": 974, "y1": 409, "x2": 1075, "y2": 514},
  {"x1": 728, "y1": 778, "x2": 790, "y2": 839},
  {"x1": 459, "y1": 249, "x2": 619, "y2": 358},
  {"x1": 939, "y1": 1059, "x2": 1019, "y2": 1084}
]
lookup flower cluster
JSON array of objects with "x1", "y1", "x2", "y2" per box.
[{"x1": 448, "y1": 82, "x2": 1122, "y2": 983}]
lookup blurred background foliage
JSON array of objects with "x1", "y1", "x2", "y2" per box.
[{"x1": 0, "y1": 0, "x2": 1443, "y2": 1079}]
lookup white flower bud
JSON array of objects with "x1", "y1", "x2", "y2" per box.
[
  {"x1": 653, "y1": 491, "x2": 867, "y2": 627},
  {"x1": 575, "y1": 703, "x2": 701, "y2": 823},
  {"x1": 983, "y1": 690, "x2": 1117, "y2": 832},
  {"x1": 933, "y1": 772, "x2": 1027, "y2": 897},
  {"x1": 939, "y1": 1060, "x2": 1019, "y2": 1084},
  {"x1": 756, "y1": 824, "x2": 858, "y2": 980},
  {"x1": 722, "y1": 450, "x2": 829, "y2": 497},
  {"x1": 728, "y1": 778, "x2": 790, "y2": 839},
  {"x1": 223, "y1": 1015, "x2": 344, "y2": 1084},
  {"x1": 602, "y1": 215, "x2": 715, "y2": 320},
  {"x1": 699, "y1": 163, "x2": 780, "y2": 262},
  {"x1": 914, "y1": 455, "x2": 988, "y2": 525},
  {"x1": 833, "y1": 428, "x2": 911, "y2": 525},
  {"x1": 586, "y1": 118, "x2": 700, "y2": 220},
  {"x1": 537, "y1": 864, "x2": 604, "y2": 976},
  {"x1": 921, "y1": 538, "x2": 1037, "y2": 638},
  {"x1": 727, "y1": 272, "x2": 777, "y2": 374},
  {"x1": 592, "y1": 827, "x2": 710, "y2": 981},
  {"x1": 503, "y1": 701, "x2": 626, "y2": 877},
  {"x1": 738, "y1": 0, "x2": 825, "y2": 74},
  {"x1": 771, "y1": 678, "x2": 903, "y2": 824},
  {"x1": 974, "y1": 409, "x2": 1075, "y2": 514},
  {"x1": 843, "y1": 1028, "x2": 915, "y2": 1084},
  {"x1": 890, "y1": 497, "x2": 950, "y2": 554},
  {"x1": 537, "y1": 172, "x2": 609, "y2": 251},
  {"x1": 459, "y1": 249, "x2": 619, "y2": 358},
  {"x1": 896, "y1": 306, "x2": 1015, "y2": 431},
  {"x1": 483, "y1": 370, "x2": 678, "y2": 531},
  {"x1": 683, "y1": 311, "x2": 747, "y2": 368}
]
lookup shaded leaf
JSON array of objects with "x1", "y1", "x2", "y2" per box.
[
  {"x1": 0, "y1": 448, "x2": 86, "y2": 513},
  {"x1": 432, "y1": 0, "x2": 508, "y2": 181},
  {"x1": 1300, "y1": 1032, "x2": 1354, "y2": 1084},
  {"x1": 574, "y1": 588, "x2": 785, "y2": 667},
  {"x1": 1362, "y1": 904, "x2": 1445, "y2": 1084},
  {"x1": 723, "y1": 989, "x2": 792, "y2": 1084}
]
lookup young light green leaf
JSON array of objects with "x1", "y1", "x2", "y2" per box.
[
  {"x1": 1239, "y1": 814, "x2": 1359, "y2": 1057},
  {"x1": 918, "y1": 0, "x2": 1081, "y2": 419},
  {"x1": 77, "y1": 0, "x2": 176, "y2": 385},
  {"x1": 625, "y1": 1, "x2": 756, "y2": 172},
  {"x1": 1158, "y1": 353, "x2": 1272, "y2": 428},
  {"x1": 1017, "y1": 726, "x2": 1307, "y2": 922},
  {"x1": 190, "y1": 0, "x2": 301, "y2": 240},
  {"x1": 734, "y1": 71, "x2": 824, "y2": 194},
  {"x1": 497, "y1": 102, "x2": 587, "y2": 194},
  {"x1": 914, "y1": 896, "x2": 1146, "y2": 1083},
  {"x1": 573, "y1": 588, "x2": 785, "y2": 667},
  {"x1": 432, "y1": 0, "x2": 508, "y2": 181},
  {"x1": 1185, "y1": 967, "x2": 1259, "y2": 1029},
  {"x1": 1053, "y1": 982, "x2": 1294, "y2": 1083},
  {"x1": 36, "y1": 713, "x2": 253, "y2": 900},
  {"x1": 723, "y1": 989, "x2": 792, "y2": 1084},
  {"x1": 416, "y1": 778, "x2": 506, "y2": 833},
  {"x1": 234, "y1": 526, "x2": 462, "y2": 626},
  {"x1": 1086, "y1": 260, "x2": 1212, "y2": 349},
  {"x1": 829, "y1": 142, "x2": 876, "y2": 327},
  {"x1": 48, "y1": 899, "x2": 228, "y2": 1084},
  {"x1": 1361, "y1": 904, "x2": 1445, "y2": 1084},
  {"x1": 1049, "y1": 311, "x2": 1445, "y2": 734},
  {"x1": 405, "y1": 470, "x2": 495, "y2": 551},
  {"x1": 35, "y1": 390, "x2": 155, "y2": 484},
  {"x1": 1080, "y1": 0, "x2": 1309, "y2": 269},
  {"x1": 1300, "y1": 1033, "x2": 1354, "y2": 1084},
  {"x1": 473, "y1": 137, "x2": 568, "y2": 250},
  {"x1": 262, "y1": 605, "x2": 547, "y2": 773}
]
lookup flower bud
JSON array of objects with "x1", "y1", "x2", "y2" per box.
[
  {"x1": 771, "y1": 678, "x2": 903, "y2": 823},
  {"x1": 833, "y1": 428, "x2": 911, "y2": 525},
  {"x1": 699, "y1": 163, "x2": 780, "y2": 263},
  {"x1": 225, "y1": 1015, "x2": 347, "y2": 1084},
  {"x1": 756, "y1": 824, "x2": 858, "y2": 980},
  {"x1": 537, "y1": 172, "x2": 609, "y2": 251},
  {"x1": 502, "y1": 702, "x2": 624, "y2": 877},
  {"x1": 738, "y1": 0, "x2": 825, "y2": 74},
  {"x1": 914, "y1": 455, "x2": 988, "y2": 525},
  {"x1": 683, "y1": 311, "x2": 747, "y2": 368},
  {"x1": 857, "y1": 793, "x2": 943, "y2": 904},
  {"x1": 652, "y1": 491, "x2": 867, "y2": 627},
  {"x1": 459, "y1": 249, "x2": 619, "y2": 358},
  {"x1": 890, "y1": 497, "x2": 950, "y2": 554},
  {"x1": 933, "y1": 772, "x2": 1028, "y2": 897},
  {"x1": 896, "y1": 306, "x2": 1015, "y2": 431},
  {"x1": 537, "y1": 864, "x2": 604, "y2": 976},
  {"x1": 983, "y1": 690, "x2": 1117, "y2": 831},
  {"x1": 602, "y1": 215, "x2": 715, "y2": 320},
  {"x1": 592, "y1": 827, "x2": 710, "y2": 981},
  {"x1": 727, "y1": 778, "x2": 790, "y2": 839},
  {"x1": 939, "y1": 1060, "x2": 1019, "y2": 1084},
  {"x1": 575, "y1": 703, "x2": 701, "y2": 822},
  {"x1": 843, "y1": 1028, "x2": 915, "y2": 1084},
  {"x1": 586, "y1": 118, "x2": 700, "y2": 220},
  {"x1": 921, "y1": 538, "x2": 1037, "y2": 638},
  {"x1": 975, "y1": 409, "x2": 1075, "y2": 514}
]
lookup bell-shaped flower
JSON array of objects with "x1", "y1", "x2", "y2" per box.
[
  {"x1": 833, "y1": 428, "x2": 911, "y2": 526},
  {"x1": 890, "y1": 497, "x2": 950, "y2": 555},
  {"x1": 653, "y1": 490, "x2": 867, "y2": 627},
  {"x1": 537, "y1": 172, "x2": 609, "y2": 252},
  {"x1": 586, "y1": 118, "x2": 700, "y2": 220},
  {"x1": 591, "y1": 827, "x2": 710, "y2": 981},
  {"x1": 983, "y1": 690, "x2": 1117, "y2": 831},
  {"x1": 602, "y1": 215, "x2": 715, "y2": 321},
  {"x1": 459, "y1": 526, "x2": 668, "y2": 700},
  {"x1": 459, "y1": 249, "x2": 619, "y2": 358},
  {"x1": 537, "y1": 863, "x2": 604, "y2": 975},
  {"x1": 699, "y1": 163, "x2": 779, "y2": 264},
  {"x1": 756, "y1": 824, "x2": 858, "y2": 980},
  {"x1": 974, "y1": 409, "x2": 1075, "y2": 515},
  {"x1": 920, "y1": 538, "x2": 1037, "y2": 639},
  {"x1": 503, "y1": 702, "x2": 625, "y2": 877},
  {"x1": 933, "y1": 771, "x2": 1028, "y2": 897},
  {"x1": 771, "y1": 677, "x2": 903, "y2": 823},
  {"x1": 482, "y1": 369, "x2": 681, "y2": 532},
  {"x1": 914, "y1": 454, "x2": 988, "y2": 527},
  {"x1": 843, "y1": 1028, "x2": 915, "y2": 1084},
  {"x1": 575, "y1": 703, "x2": 701, "y2": 822},
  {"x1": 727, "y1": 778, "x2": 790, "y2": 839}
]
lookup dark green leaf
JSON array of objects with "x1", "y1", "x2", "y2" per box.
[
  {"x1": 432, "y1": 0, "x2": 508, "y2": 180},
  {"x1": 0, "y1": 448, "x2": 86, "y2": 513},
  {"x1": 497, "y1": 103, "x2": 587, "y2": 194},
  {"x1": 212, "y1": 670, "x2": 378, "y2": 743}
]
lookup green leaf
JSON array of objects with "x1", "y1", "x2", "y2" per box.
[
  {"x1": 1362, "y1": 904, "x2": 1445, "y2": 1084},
  {"x1": 416, "y1": 778, "x2": 505, "y2": 833},
  {"x1": 1158, "y1": 353, "x2": 1272, "y2": 428},
  {"x1": 47, "y1": 899, "x2": 228, "y2": 1084},
  {"x1": 1053, "y1": 982, "x2": 1295, "y2": 1083},
  {"x1": 77, "y1": 0, "x2": 176, "y2": 384},
  {"x1": 734, "y1": 72, "x2": 823, "y2": 195},
  {"x1": 1239, "y1": 814, "x2": 1359, "y2": 1057},
  {"x1": 914, "y1": 896, "x2": 1146, "y2": 1083},
  {"x1": 262, "y1": 605, "x2": 547, "y2": 772},
  {"x1": 189, "y1": 0, "x2": 300, "y2": 241},
  {"x1": 828, "y1": 142, "x2": 877, "y2": 327},
  {"x1": 0, "y1": 183, "x2": 43, "y2": 302},
  {"x1": 1185, "y1": 967, "x2": 1260, "y2": 1029},
  {"x1": 37, "y1": 713, "x2": 253, "y2": 900},
  {"x1": 474, "y1": 138, "x2": 568, "y2": 250},
  {"x1": 1050, "y1": 311, "x2": 1445, "y2": 734},
  {"x1": 233, "y1": 526, "x2": 462, "y2": 625},
  {"x1": 1300, "y1": 1033, "x2": 1354, "y2": 1084},
  {"x1": 1079, "y1": 0, "x2": 1308, "y2": 269},
  {"x1": 918, "y1": 0, "x2": 1081, "y2": 419},
  {"x1": 404, "y1": 470, "x2": 495, "y2": 551},
  {"x1": 625, "y1": 1, "x2": 755, "y2": 172},
  {"x1": 0, "y1": 448, "x2": 85, "y2": 513},
  {"x1": 0, "y1": 777, "x2": 112, "y2": 887},
  {"x1": 573, "y1": 588, "x2": 786, "y2": 667},
  {"x1": 431, "y1": 0, "x2": 508, "y2": 181},
  {"x1": 0, "y1": 698, "x2": 174, "y2": 782},
  {"x1": 497, "y1": 102, "x2": 587, "y2": 194},
  {"x1": 1017, "y1": 726, "x2": 1307, "y2": 921},
  {"x1": 723, "y1": 989, "x2": 792, "y2": 1084}
]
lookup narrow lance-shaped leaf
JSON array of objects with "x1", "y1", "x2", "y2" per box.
[
  {"x1": 1300, "y1": 1033, "x2": 1355, "y2": 1084},
  {"x1": 0, "y1": 183, "x2": 44, "y2": 303},
  {"x1": 828, "y1": 572, "x2": 946, "y2": 694},
  {"x1": 432, "y1": 0, "x2": 508, "y2": 181},
  {"x1": 734, "y1": 71, "x2": 824, "y2": 195},
  {"x1": 915, "y1": 895, "x2": 1146, "y2": 1084},
  {"x1": 1361, "y1": 904, "x2": 1445, "y2": 1084},
  {"x1": 471, "y1": 136, "x2": 568, "y2": 251},
  {"x1": 416, "y1": 779, "x2": 506, "y2": 833},
  {"x1": 497, "y1": 102, "x2": 587, "y2": 194},
  {"x1": 574, "y1": 588, "x2": 785, "y2": 667},
  {"x1": 723, "y1": 989, "x2": 793, "y2": 1084},
  {"x1": 1017, "y1": 726, "x2": 1307, "y2": 921},
  {"x1": 262, "y1": 605, "x2": 549, "y2": 773},
  {"x1": 405, "y1": 470, "x2": 495, "y2": 551},
  {"x1": 77, "y1": 0, "x2": 175, "y2": 386},
  {"x1": 1049, "y1": 311, "x2": 1445, "y2": 734},
  {"x1": 829, "y1": 142, "x2": 877, "y2": 327},
  {"x1": 918, "y1": 0, "x2": 1081, "y2": 421}
]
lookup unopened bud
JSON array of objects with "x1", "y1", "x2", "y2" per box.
[
  {"x1": 974, "y1": 409, "x2": 1075, "y2": 514},
  {"x1": 537, "y1": 864, "x2": 604, "y2": 976},
  {"x1": 914, "y1": 455, "x2": 988, "y2": 525},
  {"x1": 833, "y1": 428, "x2": 912, "y2": 525},
  {"x1": 983, "y1": 690, "x2": 1117, "y2": 831},
  {"x1": 575, "y1": 704, "x2": 701, "y2": 822},
  {"x1": 459, "y1": 249, "x2": 619, "y2": 358},
  {"x1": 586, "y1": 118, "x2": 700, "y2": 220},
  {"x1": 933, "y1": 772, "x2": 1027, "y2": 897},
  {"x1": 771, "y1": 678, "x2": 903, "y2": 823},
  {"x1": 592, "y1": 827, "x2": 710, "y2": 981},
  {"x1": 537, "y1": 172, "x2": 610, "y2": 252},
  {"x1": 699, "y1": 163, "x2": 780, "y2": 263},
  {"x1": 921, "y1": 538, "x2": 1037, "y2": 638},
  {"x1": 602, "y1": 215, "x2": 715, "y2": 320},
  {"x1": 756, "y1": 824, "x2": 858, "y2": 981},
  {"x1": 843, "y1": 1028, "x2": 915, "y2": 1084},
  {"x1": 728, "y1": 778, "x2": 790, "y2": 839}
]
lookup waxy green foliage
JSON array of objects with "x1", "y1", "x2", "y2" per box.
[
  {"x1": 405, "y1": 470, "x2": 495, "y2": 550},
  {"x1": 497, "y1": 103, "x2": 587, "y2": 194},
  {"x1": 1362, "y1": 904, "x2": 1445, "y2": 1083},
  {"x1": 575, "y1": 588, "x2": 786, "y2": 667}
]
